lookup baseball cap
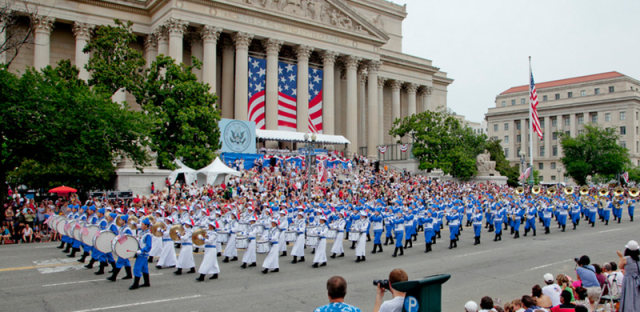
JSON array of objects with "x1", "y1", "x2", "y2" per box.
[
  {"x1": 464, "y1": 300, "x2": 478, "y2": 312},
  {"x1": 544, "y1": 273, "x2": 554, "y2": 282},
  {"x1": 626, "y1": 240, "x2": 639, "y2": 251}
]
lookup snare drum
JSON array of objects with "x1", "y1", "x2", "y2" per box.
[
  {"x1": 348, "y1": 232, "x2": 360, "y2": 242},
  {"x1": 305, "y1": 235, "x2": 319, "y2": 247},
  {"x1": 217, "y1": 231, "x2": 229, "y2": 244},
  {"x1": 285, "y1": 231, "x2": 297, "y2": 242},
  {"x1": 236, "y1": 236, "x2": 249, "y2": 249},
  {"x1": 254, "y1": 224, "x2": 265, "y2": 234},
  {"x1": 256, "y1": 240, "x2": 270, "y2": 254},
  {"x1": 326, "y1": 229, "x2": 337, "y2": 239},
  {"x1": 93, "y1": 230, "x2": 116, "y2": 253},
  {"x1": 82, "y1": 225, "x2": 100, "y2": 246},
  {"x1": 111, "y1": 234, "x2": 139, "y2": 258},
  {"x1": 238, "y1": 223, "x2": 249, "y2": 233},
  {"x1": 307, "y1": 226, "x2": 318, "y2": 236}
]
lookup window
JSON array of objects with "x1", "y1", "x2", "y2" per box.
[
  {"x1": 620, "y1": 111, "x2": 626, "y2": 121},
  {"x1": 504, "y1": 148, "x2": 509, "y2": 158},
  {"x1": 620, "y1": 141, "x2": 627, "y2": 148},
  {"x1": 565, "y1": 130, "x2": 571, "y2": 136},
  {"x1": 591, "y1": 113, "x2": 598, "y2": 123},
  {"x1": 511, "y1": 99, "x2": 516, "y2": 106},
  {"x1": 577, "y1": 115, "x2": 584, "y2": 125},
  {"x1": 552, "y1": 145, "x2": 558, "y2": 156},
  {"x1": 637, "y1": 141, "x2": 639, "y2": 153},
  {"x1": 594, "y1": 88, "x2": 600, "y2": 95},
  {"x1": 551, "y1": 175, "x2": 556, "y2": 181},
  {"x1": 521, "y1": 98, "x2": 526, "y2": 105},
  {"x1": 636, "y1": 126, "x2": 638, "y2": 135},
  {"x1": 501, "y1": 100, "x2": 506, "y2": 107},
  {"x1": 539, "y1": 162, "x2": 544, "y2": 170},
  {"x1": 551, "y1": 162, "x2": 556, "y2": 170},
  {"x1": 568, "y1": 91, "x2": 573, "y2": 98},
  {"x1": 540, "y1": 146, "x2": 545, "y2": 157},
  {"x1": 609, "y1": 86, "x2": 615, "y2": 93},
  {"x1": 551, "y1": 117, "x2": 557, "y2": 127},
  {"x1": 555, "y1": 93, "x2": 560, "y2": 100},
  {"x1": 620, "y1": 126, "x2": 626, "y2": 135},
  {"x1": 552, "y1": 132, "x2": 558, "y2": 140},
  {"x1": 539, "y1": 175, "x2": 544, "y2": 182},
  {"x1": 540, "y1": 119, "x2": 545, "y2": 129},
  {"x1": 516, "y1": 121, "x2": 521, "y2": 130},
  {"x1": 605, "y1": 113, "x2": 611, "y2": 122},
  {"x1": 580, "y1": 90, "x2": 586, "y2": 96},
  {"x1": 504, "y1": 123, "x2": 509, "y2": 131},
  {"x1": 637, "y1": 112, "x2": 639, "y2": 120},
  {"x1": 504, "y1": 136, "x2": 509, "y2": 143},
  {"x1": 517, "y1": 134, "x2": 521, "y2": 143},
  {"x1": 564, "y1": 116, "x2": 570, "y2": 127},
  {"x1": 543, "y1": 95, "x2": 548, "y2": 101}
]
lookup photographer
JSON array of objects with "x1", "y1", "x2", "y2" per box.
[{"x1": 373, "y1": 268, "x2": 408, "y2": 312}]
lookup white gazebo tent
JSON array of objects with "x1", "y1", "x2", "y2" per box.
[
  {"x1": 196, "y1": 157, "x2": 241, "y2": 186},
  {"x1": 168, "y1": 159, "x2": 197, "y2": 185}
]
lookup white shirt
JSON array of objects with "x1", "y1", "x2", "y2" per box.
[
  {"x1": 379, "y1": 296, "x2": 404, "y2": 312},
  {"x1": 541, "y1": 283, "x2": 562, "y2": 307}
]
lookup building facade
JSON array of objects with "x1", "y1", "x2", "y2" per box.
[
  {"x1": 1, "y1": 0, "x2": 452, "y2": 159},
  {"x1": 486, "y1": 72, "x2": 640, "y2": 184}
]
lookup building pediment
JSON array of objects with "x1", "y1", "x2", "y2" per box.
[{"x1": 224, "y1": 0, "x2": 390, "y2": 44}]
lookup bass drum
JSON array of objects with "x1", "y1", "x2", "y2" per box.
[
  {"x1": 112, "y1": 234, "x2": 139, "y2": 259},
  {"x1": 48, "y1": 216, "x2": 59, "y2": 233},
  {"x1": 65, "y1": 220, "x2": 76, "y2": 237},
  {"x1": 73, "y1": 223, "x2": 83, "y2": 241},
  {"x1": 93, "y1": 230, "x2": 116, "y2": 253},
  {"x1": 82, "y1": 225, "x2": 100, "y2": 246},
  {"x1": 56, "y1": 218, "x2": 67, "y2": 235}
]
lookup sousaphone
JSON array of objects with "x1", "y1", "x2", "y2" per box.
[
  {"x1": 629, "y1": 187, "x2": 640, "y2": 197},
  {"x1": 516, "y1": 186, "x2": 525, "y2": 195},
  {"x1": 192, "y1": 228, "x2": 207, "y2": 246},
  {"x1": 579, "y1": 186, "x2": 590, "y2": 196},
  {"x1": 599, "y1": 188, "x2": 609, "y2": 197},
  {"x1": 564, "y1": 186, "x2": 574, "y2": 195},
  {"x1": 532, "y1": 185, "x2": 541, "y2": 194},
  {"x1": 169, "y1": 224, "x2": 185, "y2": 241},
  {"x1": 614, "y1": 186, "x2": 625, "y2": 197}
]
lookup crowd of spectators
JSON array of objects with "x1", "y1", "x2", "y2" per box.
[{"x1": 1, "y1": 194, "x2": 59, "y2": 244}]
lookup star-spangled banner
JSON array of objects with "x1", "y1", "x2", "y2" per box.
[
  {"x1": 248, "y1": 56, "x2": 266, "y2": 129},
  {"x1": 278, "y1": 61, "x2": 297, "y2": 131},
  {"x1": 308, "y1": 66, "x2": 323, "y2": 133}
]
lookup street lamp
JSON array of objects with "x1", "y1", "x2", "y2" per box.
[
  {"x1": 519, "y1": 151, "x2": 526, "y2": 185},
  {"x1": 303, "y1": 133, "x2": 317, "y2": 199}
]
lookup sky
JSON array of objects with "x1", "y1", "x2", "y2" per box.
[{"x1": 394, "y1": 0, "x2": 640, "y2": 123}]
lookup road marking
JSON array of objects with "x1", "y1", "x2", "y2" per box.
[
  {"x1": 42, "y1": 273, "x2": 163, "y2": 287},
  {"x1": 528, "y1": 259, "x2": 573, "y2": 271},
  {"x1": 454, "y1": 249, "x2": 492, "y2": 258},
  {"x1": 598, "y1": 228, "x2": 622, "y2": 234},
  {"x1": 0, "y1": 260, "x2": 83, "y2": 273},
  {"x1": 71, "y1": 295, "x2": 202, "y2": 312}
]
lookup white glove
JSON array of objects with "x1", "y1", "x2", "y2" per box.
[
  {"x1": 197, "y1": 235, "x2": 203, "y2": 240},
  {"x1": 136, "y1": 250, "x2": 141, "y2": 256}
]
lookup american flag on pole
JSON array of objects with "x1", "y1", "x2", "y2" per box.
[
  {"x1": 278, "y1": 61, "x2": 297, "y2": 131},
  {"x1": 308, "y1": 67, "x2": 323, "y2": 133},
  {"x1": 530, "y1": 71, "x2": 543, "y2": 140},
  {"x1": 622, "y1": 171, "x2": 629, "y2": 184},
  {"x1": 248, "y1": 56, "x2": 266, "y2": 130},
  {"x1": 519, "y1": 167, "x2": 532, "y2": 181}
]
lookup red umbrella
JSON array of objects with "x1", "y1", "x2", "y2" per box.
[{"x1": 48, "y1": 185, "x2": 78, "y2": 194}]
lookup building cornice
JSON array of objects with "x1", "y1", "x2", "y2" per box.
[{"x1": 486, "y1": 95, "x2": 640, "y2": 119}]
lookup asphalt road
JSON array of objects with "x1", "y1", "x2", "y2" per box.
[{"x1": 1, "y1": 216, "x2": 637, "y2": 312}]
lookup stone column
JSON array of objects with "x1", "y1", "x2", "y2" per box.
[
  {"x1": 345, "y1": 56, "x2": 359, "y2": 155},
  {"x1": 357, "y1": 67, "x2": 366, "y2": 148},
  {"x1": 166, "y1": 18, "x2": 187, "y2": 64},
  {"x1": 264, "y1": 39, "x2": 282, "y2": 130},
  {"x1": 520, "y1": 118, "x2": 527, "y2": 157},
  {"x1": 570, "y1": 113, "x2": 577, "y2": 137},
  {"x1": 33, "y1": 16, "x2": 54, "y2": 70},
  {"x1": 367, "y1": 61, "x2": 380, "y2": 159},
  {"x1": 201, "y1": 26, "x2": 221, "y2": 94},
  {"x1": 156, "y1": 29, "x2": 169, "y2": 56},
  {"x1": 221, "y1": 38, "x2": 235, "y2": 119},
  {"x1": 377, "y1": 77, "x2": 386, "y2": 145},
  {"x1": 406, "y1": 83, "x2": 417, "y2": 116},
  {"x1": 420, "y1": 87, "x2": 431, "y2": 113},
  {"x1": 296, "y1": 45, "x2": 312, "y2": 133},
  {"x1": 143, "y1": 35, "x2": 158, "y2": 68},
  {"x1": 233, "y1": 32, "x2": 253, "y2": 121},
  {"x1": 321, "y1": 51, "x2": 336, "y2": 135},
  {"x1": 72, "y1": 22, "x2": 92, "y2": 81},
  {"x1": 391, "y1": 80, "x2": 402, "y2": 125}
]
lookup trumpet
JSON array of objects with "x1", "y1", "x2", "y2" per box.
[
  {"x1": 630, "y1": 187, "x2": 640, "y2": 197},
  {"x1": 516, "y1": 186, "x2": 525, "y2": 195},
  {"x1": 599, "y1": 188, "x2": 609, "y2": 197},
  {"x1": 532, "y1": 186, "x2": 541, "y2": 194},
  {"x1": 579, "y1": 186, "x2": 590, "y2": 196},
  {"x1": 614, "y1": 186, "x2": 625, "y2": 197}
]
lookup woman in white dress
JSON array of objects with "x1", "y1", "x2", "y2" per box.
[
  {"x1": 261, "y1": 219, "x2": 280, "y2": 274},
  {"x1": 174, "y1": 221, "x2": 195, "y2": 274},
  {"x1": 196, "y1": 222, "x2": 220, "y2": 281},
  {"x1": 156, "y1": 218, "x2": 177, "y2": 269},
  {"x1": 330, "y1": 212, "x2": 346, "y2": 258},
  {"x1": 312, "y1": 217, "x2": 328, "y2": 268},
  {"x1": 222, "y1": 214, "x2": 239, "y2": 263},
  {"x1": 241, "y1": 218, "x2": 258, "y2": 268}
]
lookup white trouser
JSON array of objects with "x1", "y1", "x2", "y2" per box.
[
  {"x1": 223, "y1": 233, "x2": 237, "y2": 258},
  {"x1": 157, "y1": 240, "x2": 177, "y2": 267},
  {"x1": 291, "y1": 234, "x2": 305, "y2": 257},
  {"x1": 177, "y1": 244, "x2": 195, "y2": 269},
  {"x1": 198, "y1": 246, "x2": 219, "y2": 275},
  {"x1": 262, "y1": 243, "x2": 279, "y2": 270},
  {"x1": 355, "y1": 232, "x2": 366, "y2": 257},
  {"x1": 313, "y1": 238, "x2": 327, "y2": 264},
  {"x1": 242, "y1": 239, "x2": 257, "y2": 264},
  {"x1": 331, "y1": 232, "x2": 344, "y2": 255}
]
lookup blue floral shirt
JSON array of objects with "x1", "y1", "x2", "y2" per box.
[{"x1": 314, "y1": 302, "x2": 361, "y2": 312}]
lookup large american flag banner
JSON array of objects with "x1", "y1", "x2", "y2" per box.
[
  {"x1": 248, "y1": 56, "x2": 266, "y2": 129},
  {"x1": 530, "y1": 71, "x2": 543, "y2": 140},
  {"x1": 308, "y1": 67, "x2": 323, "y2": 133},
  {"x1": 278, "y1": 61, "x2": 297, "y2": 131}
]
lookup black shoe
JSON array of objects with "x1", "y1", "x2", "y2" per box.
[
  {"x1": 122, "y1": 266, "x2": 132, "y2": 280},
  {"x1": 355, "y1": 256, "x2": 361, "y2": 263},
  {"x1": 209, "y1": 274, "x2": 218, "y2": 279},
  {"x1": 147, "y1": 256, "x2": 154, "y2": 263},
  {"x1": 217, "y1": 252, "x2": 222, "y2": 257},
  {"x1": 241, "y1": 263, "x2": 247, "y2": 269},
  {"x1": 68, "y1": 248, "x2": 78, "y2": 258},
  {"x1": 85, "y1": 258, "x2": 96, "y2": 269},
  {"x1": 270, "y1": 268, "x2": 279, "y2": 273},
  {"x1": 196, "y1": 274, "x2": 205, "y2": 282},
  {"x1": 141, "y1": 273, "x2": 150, "y2": 287},
  {"x1": 299, "y1": 256, "x2": 305, "y2": 262},
  {"x1": 262, "y1": 269, "x2": 268, "y2": 274},
  {"x1": 378, "y1": 245, "x2": 383, "y2": 253},
  {"x1": 372, "y1": 248, "x2": 377, "y2": 254},
  {"x1": 231, "y1": 257, "x2": 238, "y2": 262},
  {"x1": 63, "y1": 245, "x2": 71, "y2": 253},
  {"x1": 330, "y1": 253, "x2": 336, "y2": 259},
  {"x1": 187, "y1": 268, "x2": 196, "y2": 274},
  {"x1": 250, "y1": 262, "x2": 256, "y2": 267},
  {"x1": 78, "y1": 252, "x2": 88, "y2": 263},
  {"x1": 533, "y1": 229, "x2": 536, "y2": 236},
  {"x1": 174, "y1": 268, "x2": 182, "y2": 275},
  {"x1": 155, "y1": 265, "x2": 162, "y2": 270},
  {"x1": 361, "y1": 256, "x2": 366, "y2": 262},
  {"x1": 222, "y1": 257, "x2": 229, "y2": 263},
  {"x1": 320, "y1": 262, "x2": 326, "y2": 267},
  {"x1": 108, "y1": 261, "x2": 116, "y2": 273},
  {"x1": 281, "y1": 251, "x2": 287, "y2": 257},
  {"x1": 338, "y1": 253, "x2": 344, "y2": 257},
  {"x1": 95, "y1": 262, "x2": 106, "y2": 275},
  {"x1": 129, "y1": 277, "x2": 140, "y2": 290},
  {"x1": 400, "y1": 247, "x2": 404, "y2": 256},
  {"x1": 57, "y1": 242, "x2": 65, "y2": 249},
  {"x1": 107, "y1": 268, "x2": 120, "y2": 281},
  {"x1": 393, "y1": 247, "x2": 398, "y2": 257},
  {"x1": 291, "y1": 256, "x2": 298, "y2": 264},
  {"x1": 312, "y1": 263, "x2": 319, "y2": 268}
]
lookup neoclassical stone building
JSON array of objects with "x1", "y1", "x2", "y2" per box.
[{"x1": 2, "y1": 0, "x2": 452, "y2": 159}]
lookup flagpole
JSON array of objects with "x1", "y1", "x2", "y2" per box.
[{"x1": 528, "y1": 56, "x2": 534, "y2": 185}]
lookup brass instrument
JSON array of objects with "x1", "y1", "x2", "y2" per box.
[
  {"x1": 516, "y1": 186, "x2": 525, "y2": 195},
  {"x1": 599, "y1": 188, "x2": 609, "y2": 197},
  {"x1": 579, "y1": 186, "x2": 590, "y2": 196},
  {"x1": 169, "y1": 224, "x2": 185, "y2": 241},
  {"x1": 532, "y1": 185, "x2": 541, "y2": 194},
  {"x1": 192, "y1": 228, "x2": 207, "y2": 246},
  {"x1": 115, "y1": 214, "x2": 125, "y2": 227},
  {"x1": 614, "y1": 186, "x2": 625, "y2": 197},
  {"x1": 629, "y1": 187, "x2": 640, "y2": 197},
  {"x1": 547, "y1": 186, "x2": 557, "y2": 195},
  {"x1": 564, "y1": 186, "x2": 574, "y2": 195},
  {"x1": 151, "y1": 222, "x2": 167, "y2": 238},
  {"x1": 128, "y1": 216, "x2": 139, "y2": 230}
]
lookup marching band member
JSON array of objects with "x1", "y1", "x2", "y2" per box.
[
  {"x1": 261, "y1": 219, "x2": 280, "y2": 274},
  {"x1": 354, "y1": 211, "x2": 369, "y2": 263},
  {"x1": 129, "y1": 218, "x2": 152, "y2": 290},
  {"x1": 329, "y1": 212, "x2": 346, "y2": 258},
  {"x1": 290, "y1": 212, "x2": 306, "y2": 264},
  {"x1": 222, "y1": 213, "x2": 239, "y2": 263},
  {"x1": 107, "y1": 215, "x2": 133, "y2": 281},
  {"x1": 156, "y1": 217, "x2": 177, "y2": 269},
  {"x1": 421, "y1": 211, "x2": 435, "y2": 252},
  {"x1": 392, "y1": 211, "x2": 404, "y2": 257},
  {"x1": 196, "y1": 221, "x2": 220, "y2": 281},
  {"x1": 174, "y1": 220, "x2": 196, "y2": 275},
  {"x1": 312, "y1": 216, "x2": 328, "y2": 268},
  {"x1": 523, "y1": 204, "x2": 536, "y2": 237},
  {"x1": 628, "y1": 198, "x2": 635, "y2": 221},
  {"x1": 278, "y1": 209, "x2": 288, "y2": 257},
  {"x1": 403, "y1": 210, "x2": 414, "y2": 249},
  {"x1": 383, "y1": 210, "x2": 395, "y2": 246},
  {"x1": 472, "y1": 208, "x2": 483, "y2": 245},
  {"x1": 447, "y1": 208, "x2": 460, "y2": 249},
  {"x1": 493, "y1": 206, "x2": 504, "y2": 241},
  {"x1": 571, "y1": 201, "x2": 581, "y2": 229},
  {"x1": 241, "y1": 217, "x2": 259, "y2": 269},
  {"x1": 542, "y1": 202, "x2": 553, "y2": 234},
  {"x1": 370, "y1": 209, "x2": 383, "y2": 254},
  {"x1": 147, "y1": 211, "x2": 164, "y2": 263}
]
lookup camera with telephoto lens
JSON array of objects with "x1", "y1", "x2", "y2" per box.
[{"x1": 373, "y1": 279, "x2": 390, "y2": 290}]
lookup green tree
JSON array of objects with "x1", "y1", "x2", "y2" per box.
[
  {"x1": 389, "y1": 111, "x2": 486, "y2": 180},
  {"x1": 133, "y1": 56, "x2": 221, "y2": 169},
  {"x1": 0, "y1": 61, "x2": 150, "y2": 195},
  {"x1": 484, "y1": 138, "x2": 520, "y2": 186},
  {"x1": 560, "y1": 125, "x2": 629, "y2": 185}
]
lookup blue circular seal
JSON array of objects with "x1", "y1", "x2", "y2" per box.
[
  {"x1": 223, "y1": 120, "x2": 252, "y2": 153},
  {"x1": 404, "y1": 296, "x2": 419, "y2": 312}
]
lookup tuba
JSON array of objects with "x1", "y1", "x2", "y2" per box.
[
  {"x1": 532, "y1": 185, "x2": 541, "y2": 194},
  {"x1": 547, "y1": 186, "x2": 557, "y2": 195},
  {"x1": 599, "y1": 188, "x2": 609, "y2": 197},
  {"x1": 614, "y1": 186, "x2": 625, "y2": 197},
  {"x1": 169, "y1": 224, "x2": 185, "y2": 241},
  {"x1": 629, "y1": 187, "x2": 640, "y2": 197},
  {"x1": 579, "y1": 186, "x2": 590, "y2": 196},
  {"x1": 564, "y1": 186, "x2": 574, "y2": 195},
  {"x1": 128, "y1": 216, "x2": 139, "y2": 230},
  {"x1": 151, "y1": 222, "x2": 167, "y2": 237},
  {"x1": 516, "y1": 186, "x2": 525, "y2": 195},
  {"x1": 192, "y1": 228, "x2": 207, "y2": 246}
]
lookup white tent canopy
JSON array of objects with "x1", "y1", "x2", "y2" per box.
[
  {"x1": 196, "y1": 157, "x2": 241, "y2": 186},
  {"x1": 168, "y1": 159, "x2": 197, "y2": 185},
  {"x1": 256, "y1": 129, "x2": 350, "y2": 145}
]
